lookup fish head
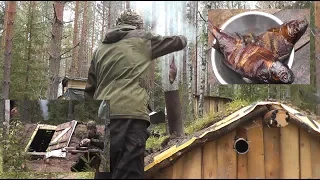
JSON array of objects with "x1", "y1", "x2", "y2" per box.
[
  {"x1": 284, "y1": 19, "x2": 308, "y2": 44},
  {"x1": 269, "y1": 61, "x2": 294, "y2": 84}
]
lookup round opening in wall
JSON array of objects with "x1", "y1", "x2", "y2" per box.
[{"x1": 234, "y1": 138, "x2": 249, "y2": 154}]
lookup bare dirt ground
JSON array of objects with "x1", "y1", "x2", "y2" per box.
[{"x1": 22, "y1": 123, "x2": 106, "y2": 173}]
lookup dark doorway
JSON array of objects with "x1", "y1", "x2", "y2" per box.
[{"x1": 28, "y1": 129, "x2": 55, "y2": 152}]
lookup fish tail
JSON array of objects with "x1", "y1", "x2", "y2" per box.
[{"x1": 208, "y1": 21, "x2": 221, "y2": 49}]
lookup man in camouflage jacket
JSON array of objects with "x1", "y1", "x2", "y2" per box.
[{"x1": 84, "y1": 9, "x2": 187, "y2": 179}]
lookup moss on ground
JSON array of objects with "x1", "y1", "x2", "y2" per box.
[{"x1": 185, "y1": 99, "x2": 251, "y2": 135}]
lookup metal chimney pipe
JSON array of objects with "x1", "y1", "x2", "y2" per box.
[
  {"x1": 164, "y1": 90, "x2": 184, "y2": 136},
  {"x1": 234, "y1": 138, "x2": 249, "y2": 154}
]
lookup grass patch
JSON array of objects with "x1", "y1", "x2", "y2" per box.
[
  {"x1": 0, "y1": 172, "x2": 67, "y2": 179},
  {"x1": 146, "y1": 135, "x2": 170, "y2": 150},
  {"x1": 76, "y1": 172, "x2": 95, "y2": 179},
  {"x1": 0, "y1": 172, "x2": 96, "y2": 179},
  {"x1": 185, "y1": 112, "x2": 223, "y2": 135},
  {"x1": 185, "y1": 99, "x2": 251, "y2": 135},
  {"x1": 145, "y1": 99, "x2": 252, "y2": 150},
  {"x1": 151, "y1": 123, "x2": 167, "y2": 135}
]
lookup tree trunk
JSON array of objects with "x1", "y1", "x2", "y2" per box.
[
  {"x1": 163, "y1": 1, "x2": 168, "y2": 90},
  {"x1": 24, "y1": 1, "x2": 36, "y2": 99},
  {"x1": 48, "y1": 1, "x2": 65, "y2": 99},
  {"x1": 108, "y1": 1, "x2": 111, "y2": 29},
  {"x1": 99, "y1": 100, "x2": 110, "y2": 172},
  {"x1": 167, "y1": 2, "x2": 176, "y2": 91},
  {"x1": 4, "y1": 99, "x2": 10, "y2": 135},
  {"x1": 182, "y1": 2, "x2": 187, "y2": 84},
  {"x1": 125, "y1": 1, "x2": 130, "y2": 9},
  {"x1": 91, "y1": 1, "x2": 95, "y2": 57},
  {"x1": 100, "y1": 1, "x2": 106, "y2": 41},
  {"x1": 0, "y1": 99, "x2": 4, "y2": 173},
  {"x1": 2, "y1": 1, "x2": 16, "y2": 99},
  {"x1": 1, "y1": 2, "x2": 8, "y2": 52},
  {"x1": 198, "y1": 4, "x2": 207, "y2": 118},
  {"x1": 68, "y1": 100, "x2": 74, "y2": 120},
  {"x1": 148, "y1": 1, "x2": 156, "y2": 110},
  {"x1": 316, "y1": 1, "x2": 320, "y2": 115},
  {"x1": 77, "y1": 1, "x2": 88, "y2": 78},
  {"x1": 70, "y1": 1, "x2": 79, "y2": 77},
  {"x1": 187, "y1": 1, "x2": 194, "y2": 116},
  {"x1": 194, "y1": 1, "x2": 198, "y2": 96}
]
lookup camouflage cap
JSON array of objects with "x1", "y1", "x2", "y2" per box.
[
  {"x1": 116, "y1": 9, "x2": 144, "y2": 29},
  {"x1": 86, "y1": 120, "x2": 97, "y2": 130}
]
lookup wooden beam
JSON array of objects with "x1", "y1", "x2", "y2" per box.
[
  {"x1": 237, "y1": 127, "x2": 248, "y2": 179},
  {"x1": 311, "y1": 134, "x2": 320, "y2": 178},
  {"x1": 280, "y1": 123, "x2": 300, "y2": 178},
  {"x1": 263, "y1": 123, "x2": 281, "y2": 179},
  {"x1": 217, "y1": 130, "x2": 237, "y2": 179},
  {"x1": 182, "y1": 147, "x2": 202, "y2": 178},
  {"x1": 202, "y1": 140, "x2": 217, "y2": 178},
  {"x1": 299, "y1": 128, "x2": 312, "y2": 178},
  {"x1": 27, "y1": 152, "x2": 46, "y2": 156},
  {"x1": 247, "y1": 118, "x2": 265, "y2": 179}
]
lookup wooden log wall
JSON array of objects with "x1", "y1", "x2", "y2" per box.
[
  {"x1": 193, "y1": 97, "x2": 231, "y2": 117},
  {"x1": 151, "y1": 117, "x2": 320, "y2": 179}
]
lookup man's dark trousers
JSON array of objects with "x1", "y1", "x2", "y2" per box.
[{"x1": 94, "y1": 119, "x2": 150, "y2": 179}]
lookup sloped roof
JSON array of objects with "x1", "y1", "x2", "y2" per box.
[
  {"x1": 62, "y1": 76, "x2": 88, "y2": 87},
  {"x1": 144, "y1": 101, "x2": 320, "y2": 176}
]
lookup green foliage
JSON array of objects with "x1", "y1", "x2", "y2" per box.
[
  {"x1": 146, "y1": 135, "x2": 170, "y2": 150},
  {"x1": 1, "y1": 120, "x2": 29, "y2": 172},
  {"x1": 153, "y1": 61, "x2": 165, "y2": 112},
  {"x1": 74, "y1": 101, "x2": 102, "y2": 123},
  {"x1": 151, "y1": 123, "x2": 167, "y2": 135},
  {"x1": 185, "y1": 99, "x2": 250, "y2": 135},
  {"x1": 146, "y1": 99, "x2": 251, "y2": 149},
  {"x1": 179, "y1": 83, "x2": 194, "y2": 124},
  {"x1": 47, "y1": 100, "x2": 70, "y2": 125},
  {"x1": 10, "y1": 1, "x2": 48, "y2": 99},
  {"x1": 47, "y1": 100, "x2": 103, "y2": 125},
  {"x1": 16, "y1": 100, "x2": 44, "y2": 123}
]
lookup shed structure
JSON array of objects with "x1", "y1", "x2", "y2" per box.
[
  {"x1": 144, "y1": 101, "x2": 320, "y2": 179},
  {"x1": 58, "y1": 77, "x2": 87, "y2": 100},
  {"x1": 193, "y1": 95, "x2": 232, "y2": 117}
]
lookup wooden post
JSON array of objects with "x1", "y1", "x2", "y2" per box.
[
  {"x1": 164, "y1": 90, "x2": 184, "y2": 136},
  {"x1": 4, "y1": 100, "x2": 10, "y2": 135},
  {"x1": 67, "y1": 100, "x2": 74, "y2": 121},
  {"x1": 99, "y1": 100, "x2": 110, "y2": 172},
  {"x1": 0, "y1": 99, "x2": 3, "y2": 173}
]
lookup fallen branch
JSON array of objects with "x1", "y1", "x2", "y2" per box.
[
  {"x1": 154, "y1": 82, "x2": 166, "y2": 92},
  {"x1": 60, "y1": 42, "x2": 80, "y2": 57},
  {"x1": 61, "y1": 55, "x2": 72, "y2": 60}
]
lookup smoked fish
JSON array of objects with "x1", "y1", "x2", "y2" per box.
[
  {"x1": 242, "y1": 19, "x2": 308, "y2": 61},
  {"x1": 211, "y1": 25, "x2": 295, "y2": 84}
]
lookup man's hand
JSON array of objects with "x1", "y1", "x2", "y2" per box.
[{"x1": 80, "y1": 138, "x2": 91, "y2": 146}]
